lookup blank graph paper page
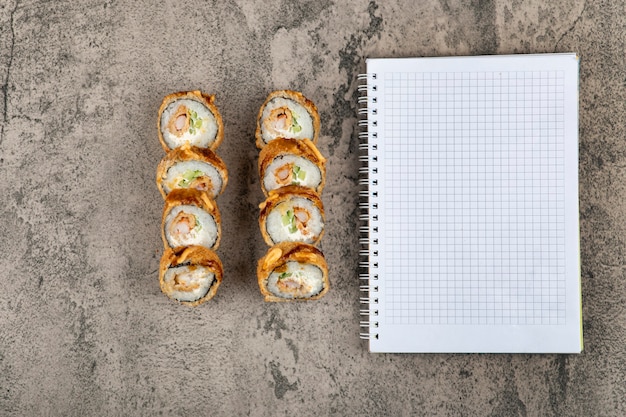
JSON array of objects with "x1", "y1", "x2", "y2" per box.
[{"x1": 365, "y1": 54, "x2": 581, "y2": 353}]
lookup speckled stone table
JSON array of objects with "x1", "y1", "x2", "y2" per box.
[{"x1": 0, "y1": 1, "x2": 624, "y2": 416}]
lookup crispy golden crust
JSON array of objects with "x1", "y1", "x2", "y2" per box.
[
  {"x1": 258, "y1": 185, "x2": 325, "y2": 247},
  {"x1": 157, "y1": 90, "x2": 224, "y2": 152},
  {"x1": 159, "y1": 246, "x2": 223, "y2": 306},
  {"x1": 258, "y1": 138, "x2": 326, "y2": 196},
  {"x1": 254, "y1": 90, "x2": 320, "y2": 149},
  {"x1": 156, "y1": 144, "x2": 229, "y2": 199},
  {"x1": 161, "y1": 188, "x2": 221, "y2": 250},
  {"x1": 257, "y1": 242, "x2": 329, "y2": 302}
]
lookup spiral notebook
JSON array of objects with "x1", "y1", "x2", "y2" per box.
[{"x1": 358, "y1": 54, "x2": 582, "y2": 353}]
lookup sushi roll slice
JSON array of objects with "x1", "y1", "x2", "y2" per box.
[
  {"x1": 156, "y1": 145, "x2": 228, "y2": 199},
  {"x1": 255, "y1": 90, "x2": 320, "y2": 148},
  {"x1": 259, "y1": 185, "x2": 324, "y2": 246},
  {"x1": 257, "y1": 242, "x2": 329, "y2": 301},
  {"x1": 158, "y1": 91, "x2": 224, "y2": 152},
  {"x1": 162, "y1": 189, "x2": 221, "y2": 251},
  {"x1": 160, "y1": 245, "x2": 223, "y2": 306},
  {"x1": 258, "y1": 138, "x2": 326, "y2": 195}
]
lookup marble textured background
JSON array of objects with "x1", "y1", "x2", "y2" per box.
[{"x1": 0, "y1": 0, "x2": 624, "y2": 416}]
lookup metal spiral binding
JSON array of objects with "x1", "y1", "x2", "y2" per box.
[{"x1": 358, "y1": 72, "x2": 379, "y2": 342}]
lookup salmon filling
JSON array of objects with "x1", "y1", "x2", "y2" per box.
[
  {"x1": 274, "y1": 163, "x2": 294, "y2": 185},
  {"x1": 167, "y1": 105, "x2": 190, "y2": 137},
  {"x1": 171, "y1": 267, "x2": 202, "y2": 292},
  {"x1": 275, "y1": 272, "x2": 314, "y2": 295},
  {"x1": 170, "y1": 212, "x2": 200, "y2": 238},
  {"x1": 188, "y1": 175, "x2": 213, "y2": 192},
  {"x1": 273, "y1": 163, "x2": 307, "y2": 187},
  {"x1": 162, "y1": 264, "x2": 215, "y2": 303},
  {"x1": 263, "y1": 106, "x2": 302, "y2": 137},
  {"x1": 281, "y1": 206, "x2": 311, "y2": 235},
  {"x1": 266, "y1": 260, "x2": 325, "y2": 299}
]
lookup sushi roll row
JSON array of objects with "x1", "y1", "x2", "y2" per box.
[
  {"x1": 255, "y1": 90, "x2": 330, "y2": 301},
  {"x1": 155, "y1": 91, "x2": 228, "y2": 306}
]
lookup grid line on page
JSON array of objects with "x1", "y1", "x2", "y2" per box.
[{"x1": 382, "y1": 71, "x2": 566, "y2": 326}]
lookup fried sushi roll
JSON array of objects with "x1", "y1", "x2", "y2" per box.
[
  {"x1": 259, "y1": 185, "x2": 324, "y2": 246},
  {"x1": 162, "y1": 189, "x2": 221, "y2": 251},
  {"x1": 258, "y1": 138, "x2": 326, "y2": 195},
  {"x1": 257, "y1": 242, "x2": 329, "y2": 301},
  {"x1": 156, "y1": 145, "x2": 228, "y2": 199},
  {"x1": 160, "y1": 245, "x2": 223, "y2": 306},
  {"x1": 158, "y1": 91, "x2": 224, "y2": 152},
  {"x1": 255, "y1": 90, "x2": 320, "y2": 148}
]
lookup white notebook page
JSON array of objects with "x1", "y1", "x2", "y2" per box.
[{"x1": 365, "y1": 54, "x2": 581, "y2": 353}]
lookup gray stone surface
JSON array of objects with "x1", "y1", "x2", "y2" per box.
[{"x1": 0, "y1": 0, "x2": 624, "y2": 415}]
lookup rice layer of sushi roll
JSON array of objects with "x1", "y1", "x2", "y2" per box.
[
  {"x1": 257, "y1": 242, "x2": 329, "y2": 301},
  {"x1": 258, "y1": 138, "x2": 326, "y2": 195},
  {"x1": 156, "y1": 145, "x2": 228, "y2": 199},
  {"x1": 255, "y1": 90, "x2": 320, "y2": 148},
  {"x1": 158, "y1": 91, "x2": 224, "y2": 152},
  {"x1": 160, "y1": 245, "x2": 223, "y2": 306},
  {"x1": 162, "y1": 189, "x2": 221, "y2": 250},
  {"x1": 259, "y1": 185, "x2": 324, "y2": 246}
]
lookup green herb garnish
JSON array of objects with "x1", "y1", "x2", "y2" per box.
[
  {"x1": 178, "y1": 170, "x2": 204, "y2": 187},
  {"x1": 281, "y1": 209, "x2": 298, "y2": 233},
  {"x1": 194, "y1": 217, "x2": 202, "y2": 232},
  {"x1": 292, "y1": 165, "x2": 306, "y2": 184},
  {"x1": 290, "y1": 112, "x2": 302, "y2": 133},
  {"x1": 278, "y1": 272, "x2": 292, "y2": 280},
  {"x1": 188, "y1": 109, "x2": 203, "y2": 135},
  {"x1": 281, "y1": 209, "x2": 293, "y2": 225}
]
